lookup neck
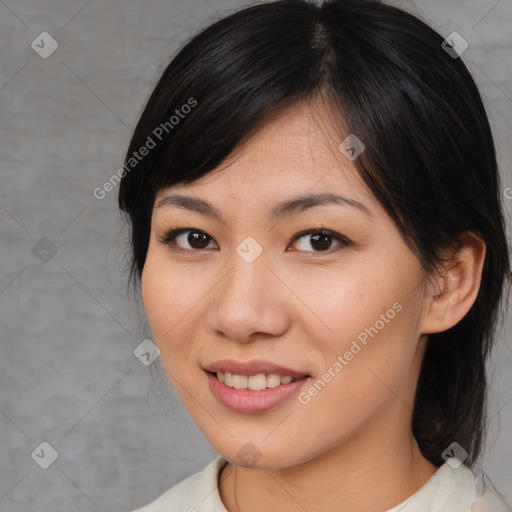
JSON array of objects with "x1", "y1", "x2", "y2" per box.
[{"x1": 219, "y1": 415, "x2": 438, "y2": 512}]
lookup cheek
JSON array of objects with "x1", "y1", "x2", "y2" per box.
[
  {"x1": 311, "y1": 283, "x2": 422, "y2": 416},
  {"x1": 140, "y1": 251, "x2": 210, "y2": 370},
  {"x1": 294, "y1": 256, "x2": 423, "y2": 380},
  {"x1": 141, "y1": 256, "x2": 166, "y2": 333},
  {"x1": 287, "y1": 262, "x2": 407, "y2": 341},
  {"x1": 141, "y1": 254, "x2": 183, "y2": 356},
  {"x1": 142, "y1": 248, "x2": 192, "y2": 328}
]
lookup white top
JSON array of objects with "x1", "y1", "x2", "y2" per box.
[{"x1": 131, "y1": 456, "x2": 510, "y2": 512}]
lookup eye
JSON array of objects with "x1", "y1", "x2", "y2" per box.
[
  {"x1": 289, "y1": 229, "x2": 351, "y2": 252},
  {"x1": 157, "y1": 227, "x2": 351, "y2": 253},
  {"x1": 157, "y1": 228, "x2": 216, "y2": 251}
]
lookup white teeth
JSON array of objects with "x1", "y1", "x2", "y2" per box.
[
  {"x1": 233, "y1": 374, "x2": 248, "y2": 389},
  {"x1": 266, "y1": 374, "x2": 281, "y2": 388},
  {"x1": 216, "y1": 371, "x2": 299, "y2": 389},
  {"x1": 225, "y1": 372, "x2": 234, "y2": 387},
  {"x1": 248, "y1": 374, "x2": 267, "y2": 391}
]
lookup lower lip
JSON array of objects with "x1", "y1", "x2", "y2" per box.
[{"x1": 206, "y1": 372, "x2": 309, "y2": 414}]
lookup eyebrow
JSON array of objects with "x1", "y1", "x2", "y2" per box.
[{"x1": 155, "y1": 192, "x2": 372, "y2": 222}]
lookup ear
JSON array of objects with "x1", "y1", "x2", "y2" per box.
[{"x1": 421, "y1": 231, "x2": 486, "y2": 334}]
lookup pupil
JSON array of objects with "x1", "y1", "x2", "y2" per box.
[
  {"x1": 312, "y1": 233, "x2": 331, "y2": 251},
  {"x1": 190, "y1": 232, "x2": 209, "y2": 249}
]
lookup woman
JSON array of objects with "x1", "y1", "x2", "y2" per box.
[{"x1": 119, "y1": 0, "x2": 512, "y2": 510}]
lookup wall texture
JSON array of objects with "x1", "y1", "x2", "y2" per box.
[{"x1": 0, "y1": 0, "x2": 511, "y2": 510}]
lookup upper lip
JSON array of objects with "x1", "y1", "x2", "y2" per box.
[{"x1": 204, "y1": 359, "x2": 309, "y2": 378}]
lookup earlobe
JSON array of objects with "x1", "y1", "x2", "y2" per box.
[{"x1": 421, "y1": 231, "x2": 486, "y2": 334}]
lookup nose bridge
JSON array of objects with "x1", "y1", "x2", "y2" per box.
[
  {"x1": 223, "y1": 239, "x2": 267, "y2": 309},
  {"x1": 211, "y1": 237, "x2": 278, "y2": 340}
]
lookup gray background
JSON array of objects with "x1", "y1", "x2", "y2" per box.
[{"x1": 0, "y1": 0, "x2": 511, "y2": 510}]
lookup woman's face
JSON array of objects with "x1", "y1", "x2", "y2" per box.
[{"x1": 141, "y1": 103, "x2": 433, "y2": 469}]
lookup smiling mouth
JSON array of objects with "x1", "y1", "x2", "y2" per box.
[{"x1": 208, "y1": 371, "x2": 310, "y2": 391}]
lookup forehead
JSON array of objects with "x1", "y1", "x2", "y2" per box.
[{"x1": 156, "y1": 102, "x2": 370, "y2": 202}]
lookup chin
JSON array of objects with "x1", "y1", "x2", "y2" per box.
[{"x1": 207, "y1": 435, "x2": 307, "y2": 470}]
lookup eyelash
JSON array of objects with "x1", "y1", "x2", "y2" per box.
[{"x1": 156, "y1": 225, "x2": 352, "y2": 254}]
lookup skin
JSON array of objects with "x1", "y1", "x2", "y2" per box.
[{"x1": 141, "y1": 101, "x2": 486, "y2": 512}]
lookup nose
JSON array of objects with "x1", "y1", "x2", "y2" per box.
[{"x1": 208, "y1": 247, "x2": 288, "y2": 343}]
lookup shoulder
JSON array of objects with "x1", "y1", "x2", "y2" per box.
[
  {"x1": 472, "y1": 491, "x2": 512, "y2": 512},
  {"x1": 470, "y1": 468, "x2": 512, "y2": 512},
  {"x1": 385, "y1": 460, "x2": 511, "y2": 512},
  {"x1": 130, "y1": 456, "x2": 229, "y2": 512}
]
